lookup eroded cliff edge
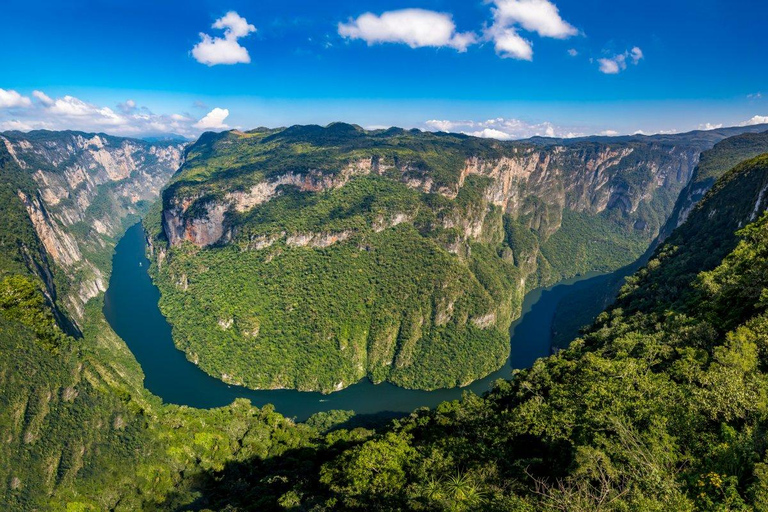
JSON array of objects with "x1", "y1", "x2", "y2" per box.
[{"x1": 149, "y1": 124, "x2": 767, "y2": 393}]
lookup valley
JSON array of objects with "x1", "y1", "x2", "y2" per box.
[
  {"x1": 3, "y1": 123, "x2": 768, "y2": 510},
  {"x1": 149, "y1": 123, "x2": 768, "y2": 393}
]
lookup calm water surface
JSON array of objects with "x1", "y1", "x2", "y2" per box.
[{"x1": 104, "y1": 223, "x2": 607, "y2": 421}]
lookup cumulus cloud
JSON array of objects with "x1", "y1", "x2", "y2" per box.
[
  {"x1": 699, "y1": 122, "x2": 723, "y2": 130},
  {"x1": 339, "y1": 0, "x2": 575, "y2": 60},
  {"x1": 117, "y1": 99, "x2": 137, "y2": 114},
  {"x1": 425, "y1": 117, "x2": 583, "y2": 140},
  {"x1": 489, "y1": 0, "x2": 577, "y2": 39},
  {"x1": 598, "y1": 46, "x2": 643, "y2": 74},
  {"x1": 32, "y1": 90, "x2": 53, "y2": 106},
  {"x1": 193, "y1": 108, "x2": 230, "y2": 130},
  {"x1": 598, "y1": 57, "x2": 623, "y2": 74},
  {"x1": 741, "y1": 115, "x2": 768, "y2": 126},
  {"x1": 338, "y1": 9, "x2": 476, "y2": 51},
  {"x1": 486, "y1": 0, "x2": 577, "y2": 60},
  {"x1": 0, "y1": 90, "x2": 226, "y2": 137},
  {"x1": 0, "y1": 88, "x2": 32, "y2": 108},
  {"x1": 489, "y1": 28, "x2": 533, "y2": 60},
  {"x1": 192, "y1": 11, "x2": 256, "y2": 66},
  {"x1": 568, "y1": 48, "x2": 578, "y2": 57}
]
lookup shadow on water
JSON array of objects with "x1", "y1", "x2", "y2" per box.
[{"x1": 104, "y1": 223, "x2": 608, "y2": 421}]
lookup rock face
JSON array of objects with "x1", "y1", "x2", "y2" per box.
[
  {"x1": 150, "y1": 123, "x2": 768, "y2": 393},
  {"x1": 659, "y1": 130, "x2": 768, "y2": 241},
  {"x1": 163, "y1": 141, "x2": 701, "y2": 250},
  {"x1": 0, "y1": 130, "x2": 185, "y2": 320}
]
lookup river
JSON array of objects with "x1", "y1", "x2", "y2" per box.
[{"x1": 104, "y1": 222, "x2": 607, "y2": 421}]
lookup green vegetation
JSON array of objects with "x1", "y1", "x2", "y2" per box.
[
  {"x1": 0, "y1": 138, "x2": 327, "y2": 510},
  {"x1": 153, "y1": 175, "x2": 517, "y2": 392},
  {"x1": 540, "y1": 209, "x2": 648, "y2": 278},
  {"x1": 153, "y1": 124, "x2": 697, "y2": 392},
  {"x1": 177, "y1": 153, "x2": 768, "y2": 511},
  {"x1": 551, "y1": 132, "x2": 768, "y2": 350},
  {"x1": 5, "y1": 127, "x2": 768, "y2": 510},
  {"x1": 693, "y1": 131, "x2": 768, "y2": 186}
]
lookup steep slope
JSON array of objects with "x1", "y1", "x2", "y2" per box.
[
  {"x1": 150, "y1": 123, "x2": 757, "y2": 393},
  {"x1": 0, "y1": 130, "x2": 184, "y2": 321},
  {"x1": 661, "y1": 130, "x2": 768, "y2": 239},
  {"x1": 620, "y1": 153, "x2": 768, "y2": 314},
  {"x1": 0, "y1": 132, "x2": 331, "y2": 510},
  {"x1": 552, "y1": 131, "x2": 768, "y2": 349},
  {"x1": 188, "y1": 152, "x2": 768, "y2": 511}
]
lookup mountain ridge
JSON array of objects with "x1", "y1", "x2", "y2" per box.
[{"x1": 148, "y1": 122, "x2": 766, "y2": 392}]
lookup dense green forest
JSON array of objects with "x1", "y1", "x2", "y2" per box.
[
  {"x1": 550, "y1": 130, "x2": 768, "y2": 350},
  {"x1": 151, "y1": 124, "x2": 703, "y2": 392},
  {"x1": 171, "y1": 152, "x2": 768, "y2": 511},
  {"x1": 3, "y1": 127, "x2": 768, "y2": 510}
]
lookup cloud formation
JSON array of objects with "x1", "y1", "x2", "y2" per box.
[
  {"x1": 486, "y1": 0, "x2": 577, "y2": 60},
  {"x1": 0, "y1": 90, "x2": 228, "y2": 137},
  {"x1": 490, "y1": 0, "x2": 577, "y2": 39},
  {"x1": 742, "y1": 115, "x2": 768, "y2": 126},
  {"x1": 338, "y1": 9, "x2": 476, "y2": 52},
  {"x1": 193, "y1": 108, "x2": 230, "y2": 130},
  {"x1": 338, "y1": 0, "x2": 576, "y2": 60},
  {"x1": 0, "y1": 88, "x2": 32, "y2": 108},
  {"x1": 598, "y1": 46, "x2": 643, "y2": 74},
  {"x1": 425, "y1": 117, "x2": 584, "y2": 140},
  {"x1": 192, "y1": 11, "x2": 256, "y2": 66}
]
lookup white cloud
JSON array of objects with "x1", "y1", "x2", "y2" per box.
[
  {"x1": 598, "y1": 57, "x2": 623, "y2": 74},
  {"x1": 489, "y1": 27, "x2": 533, "y2": 60},
  {"x1": 486, "y1": 0, "x2": 576, "y2": 60},
  {"x1": 192, "y1": 11, "x2": 256, "y2": 66},
  {"x1": 0, "y1": 89, "x2": 32, "y2": 108},
  {"x1": 600, "y1": 130, "x2": 619, "y2": 136},
  {"x1": 213, "y1": 11, "x2": 256, "y2": 39},
  {"x1": 32, "y1": 90, "x2": 54, "y2": 106},
  {"x1": 748, "y1": 92, "x2": 763, "y2": 100},
  {"x1": 568, "y1": 48, "x2": 578, "y2": 57},
  {"x1": 338, "y1": 0, "x2": 575, "y2": 60},
  {"x1": 338, "y1": 9, "x2": 476, "y2": 52},
  {"x1": 741, "y1": 115, "x2": 768, "y2": 126},
  {"x1": 425, "y1": 117, "x2": 583, "y2": 140},
  {"x1": 598, "y1": 47, "x2": 643, "y2": 74},
  {"x1": 117, "y1": 99, "x2": 137, "y2": 113},
  {"x1": 193, "y1": 108, "x2": 230, "y2": 130},
  {"x1": 0, "y1": 119, "x2": 44, "y2": 131},
  {"x1": 0, "y1": 90, "x2": 213, "y2": 137},
  {"x1": 698, "y1": 122, "x2": 723, "y2": 130},
  {"x1": 489, "y1": 0, "x2": 577, "y2": 39}
]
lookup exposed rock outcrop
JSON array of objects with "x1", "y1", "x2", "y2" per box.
[{"x1": 1, "y1": 130, "x2": 185, "y2": 322}]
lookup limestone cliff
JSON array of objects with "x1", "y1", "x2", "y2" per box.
[
  {"x1": 149, "y1": 124, "x2": 767, "y2": 393},
  {"x1": 0, "y1": 130, "x2": 185, "y2": 320}
]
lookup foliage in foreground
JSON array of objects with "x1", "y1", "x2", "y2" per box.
[{"x1": 179, "y1": 156, "x2": 768, "y2": 511}]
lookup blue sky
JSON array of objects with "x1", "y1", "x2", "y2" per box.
[{"x1": 1, "y1": 0, "x2": 766, "y2": 139}]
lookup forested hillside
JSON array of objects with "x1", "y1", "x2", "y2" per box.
[
  {"x1": 150, "y1": 124, "x2": 760, "y2": 393},
  {"x1": 178, "y1": 154, "x2": 768, "y2": 511},
  {"x1": 551, "y1": 130, "x2": 768, "y2": 349},
  {"x1": 3, "y1": 127, "x2": 768, "y2": 510},
  {"x1": 661, "y1": 130, "x2": 768, "y2": 238},
  {"x1": 0, "y1": 133, "x2": 324, "y2": 510}
]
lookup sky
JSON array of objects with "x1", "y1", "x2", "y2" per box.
[{"x1": 1, "y1": 0, "x2": 767, "y2": 140}]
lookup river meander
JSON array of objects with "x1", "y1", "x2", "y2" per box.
[{"x1": 104, "y1": 222, "x2": 608, "y2": 421}]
